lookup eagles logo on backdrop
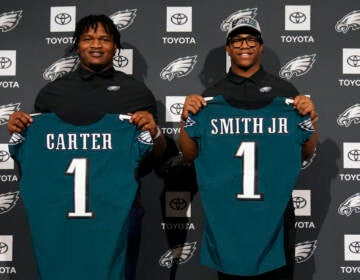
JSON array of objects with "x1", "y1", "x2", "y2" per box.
[
  {"x1": 279, "y1": 54, "x2": 316, "y2": 79},
  {"x1": 160, "y1": 55, "x2": 197, "y2": 81},
  {"x1": 0, "y1": 10, "x2": 22, "y2": 32},
  {"x1": 0, "y1": 103, "x2": 20, "y2": 125},
  {"x1": 43, "y1": 56, "x2": 79, "y2": 81},
  {"x1": 338, "y1": 193, "x2": 360, "y2": 217},
  {"x1": 109, "y1": 9, "x2": 137, "y2": 31},
  {"x1": 159, "y1": 242, "x2": 197, "y2": 268},
  {"x1": 0, "y1": 191, "x2": 19, "y2": 215},
  {"x1": 337, "y1": 104, "x2": 360, "y2": 127},
  {"x1": 335, "y1": 10, "x2": 360, "y2": 33},
  {"x1": 295, "y1": 240, "x2": 317, "y2": 263}
]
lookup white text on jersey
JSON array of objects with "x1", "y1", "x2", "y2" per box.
[
  {"x1": 210, "y1": 117, "x2": 288, "y2": 135},
  {"x1": 46, "y1": 133, "x2": 113, "y2": 150}
]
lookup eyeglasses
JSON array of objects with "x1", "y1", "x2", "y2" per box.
[{"x1": 229, "y1": 36, "x2": 259, "y2": 48}]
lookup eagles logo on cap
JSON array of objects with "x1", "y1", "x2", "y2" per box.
[{"x1": 226, "y1": 17, "x2": 262, "y2": 39}]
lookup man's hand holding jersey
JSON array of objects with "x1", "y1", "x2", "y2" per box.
[
  {"x1": 130, "y1": 111, "x2": 161, "y2": 140},
  {"x1": 293, "y1": 95, "x2": 319, "y2": 124},
  {"x1": 180, "y1": 94, "x2": 207, "y2": 122},
  {"x1": 7, "y1": 111, "x2": 33, "y2": 133}
]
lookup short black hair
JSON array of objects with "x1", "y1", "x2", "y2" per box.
[{"x1": 72, "y1": 14, "x2": 121, "y2": 51}]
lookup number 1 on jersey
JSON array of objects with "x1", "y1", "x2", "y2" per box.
[
  {"x1": 66, "y1": 158, "x2": 94, "y2": 218},
  {"x1": 235, "y1": 142, "x2": 263, "y2": 200}
]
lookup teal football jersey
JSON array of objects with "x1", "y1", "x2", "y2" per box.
[
  {"x1": 9, "y1": 113, "x2": 153, "y2": 280},
  {"x1": 184, "y1": 95, "x2": 314, "y2": 276}
]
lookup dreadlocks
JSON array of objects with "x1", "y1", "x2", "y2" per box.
[{"x1": 72, "y1": 15, "x2": 121, "y2": 51}]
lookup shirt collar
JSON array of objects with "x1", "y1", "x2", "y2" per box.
[
  {"x1": 227, "y1": 67, "x2": 266, "y2": 84},
  {"x1": 78, "y1": 65, "x2": 116, "y2": 80}
]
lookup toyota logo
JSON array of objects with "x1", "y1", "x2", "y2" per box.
[
  {"x1": 347, "y1": 55, "x2": 360, "y2": 67},
  {"x1": 289, "y1": 12, "x2": 307, "y2": 24},
  {"x1": 0, "y1": 150, "x2": 10, "y2": 162},
  {"x1": 0, "y1": 57, "x2": 12, "y2": 69},
  {"x1": 113, "y1": 55, "x2": 129, "y2": 68},
  {"x1": 349, "y1": 241, "x2": 360, "y2": 254},
  {"x1": 348, "y1": 149, "x2": 360, "y2": 161},
  {"x1": 292, "y1": 196, "x2": 307, "y2": 209},
  {"x1": 169, "y1": 198, "x2": 187, "y2": 210},
  {"x1": 170, "y1": 103, "x2": 184, "y2": 115},
  {"x1": 171, "y1": 13, "x2": 188, "y2": 25},
  {"x1": 55, "y1": 13, "x2": 72, "y2": 25},
  {"x1": 0, "y1": 242, "x2": 8, "y2": 254}
]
